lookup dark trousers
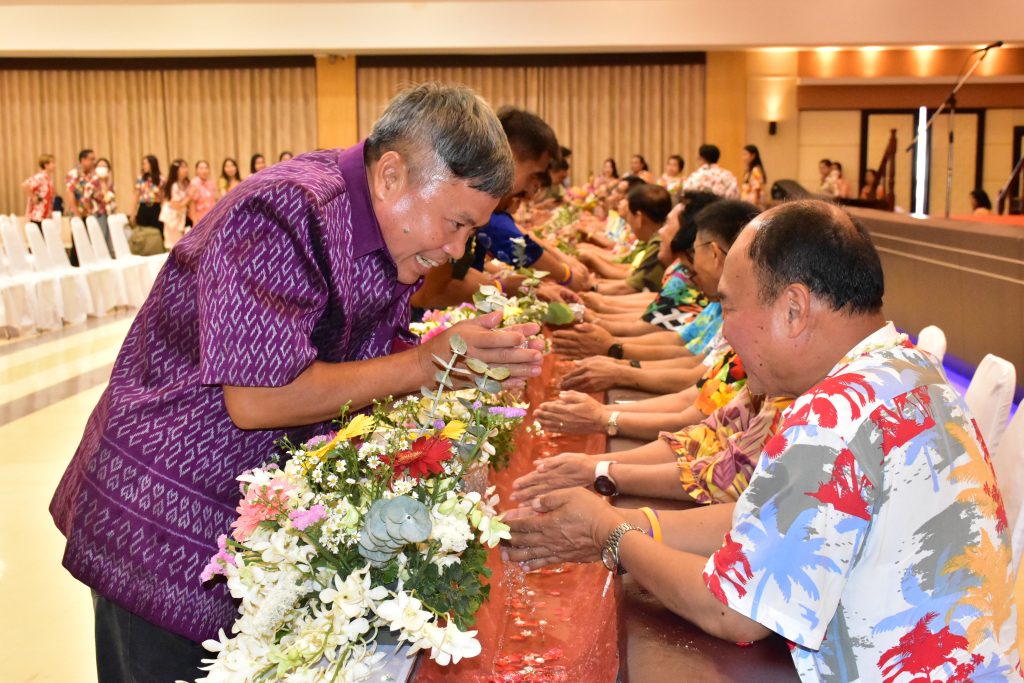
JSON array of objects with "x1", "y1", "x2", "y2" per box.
[{"x1": 93, "y1": 591, "x2": 208, "y2": 683}]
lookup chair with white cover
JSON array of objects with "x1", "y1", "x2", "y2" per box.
[
  {"x1": 0, "y1": 247, "x2": 32, "y2": 337},
  {"x1": 0, "y1": 218, "x2": 61, "y2": 330},
  {"x1": 72, "y1": 217, "x2": 121, "y2": 314},
  {"x1": 992, "y1": 402, "x2": 1024, "y2": 573},
  {"x1": 964, "y1": 354, "x2": 1018, "y2": 456},
  {"x1": 916, "y1": 325, "x2": 947, "y2": 361},
  {"x1": 26, "y1": 222, "x2": 89, "y2": 324},
  {"x1": 86, "y1": 215, "x2": 148, "y2": 307},
  {"x1": 107, "y1": 213, "x2": 164, "y2": 292}
]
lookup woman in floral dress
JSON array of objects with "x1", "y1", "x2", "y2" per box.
[
  {"x1": 133, "y1": 155, "x2": 164, "y2": 232},
  {"x1": 159, "y1": 159, "x2": 189, "y2": 248}
]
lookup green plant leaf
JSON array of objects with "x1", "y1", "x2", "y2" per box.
[
  {"x1": 544, "y1": 301, "x2": 576, "y2": 325},
  {"x1": 465, "y1": 357, "x2": 489, "y2": 374},
  {"x1": 449, "y1": 334, "x2": 468, "y2": 356},
  {"x1": 486, "y1": 366, "x2": 511, "y2": 381}
]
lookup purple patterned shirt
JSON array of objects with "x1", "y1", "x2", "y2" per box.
[{"x1": 50, "y1": 143, "x2": 417, "y2": 643}]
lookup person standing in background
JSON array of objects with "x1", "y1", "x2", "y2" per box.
[
  {"x1": 65, "y1": 149, "x2": 100, "y2": 221},
  {"x1": 831, "y1": 161, "x2": 850, "y2": 199},
  {"x1": 160, "y1": 159, "x2": 189, "y2": 248},
  {"x1": 187, "y1": 160, "x2": 218, "y2": 227},
  {"x1": 22, "y1": 153, "x2": 56, "y2": 223},
  {"x1": 133, "y1": 155, "x2": 164, "y2": 233},
  {"x1": 218, "y1": 158, "x2": 242, "y2": 197},
  {"x1": 740, "y1": 145, "x2": 767, "y2": 209},
  {"x1": 250, "y1": 153, "x2": 266, "y2": 175},
  {"x1": 91, "y1": 158, "x2": 117, "y2": 256}
]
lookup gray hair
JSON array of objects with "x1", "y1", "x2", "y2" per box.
[{"x1": 364, "y1": 82, "x2": 514, "y2": 199}]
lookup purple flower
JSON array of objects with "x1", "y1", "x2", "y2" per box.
[
  {"x1": 471, "y1": 401, "x2": 483, "y2": 410},
  {"x1": 303, "y1": 432, "x2": 335, "y2": 449},
  {"x1": 289, "y1": 504, "x2": 327, "y2": 531},
  {"x1": 488, "y1": 406, "x2": 527, "y2": 418},
  {"x1": 433, "y1": 419, "x2": 446, "y2": 430}
]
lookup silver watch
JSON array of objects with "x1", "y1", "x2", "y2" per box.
[{"x1": 600, "y1": 522, "x2": 644, "y2": 574}]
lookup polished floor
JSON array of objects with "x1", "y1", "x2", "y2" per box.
[{"x1": 1, "y1": 316, "x2": 135, "y2": 683}]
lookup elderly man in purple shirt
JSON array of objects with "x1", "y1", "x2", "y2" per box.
[{"x1": 50, "y1": 83, "x2": 543, "y2": 682}]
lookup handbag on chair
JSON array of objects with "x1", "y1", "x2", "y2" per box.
[{"x1": 128, "y1": 226, "x2": 165, "y2": 256}]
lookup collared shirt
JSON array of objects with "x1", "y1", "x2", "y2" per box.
[
  {"x1": 702, "y1": 323, "x2": 1018, "y2": 681},
  {"x1": 624, "y1": 235, "x2": 666, "y2": 293},
  {"x1": 682, "y1": 164, "x2": 740, "y2": 199},
  {"x1": 470, "y1": 211, "x2": 544, "y2": 271},
  {"x1": 642, "y1": 260, "x2": 708, "y2": 333},
  {"x1": 65, "y1": 166, "x2": 100, "y2": 216},
  {"x1": 135, "y1": 175, "x2": 163, "y2": 206},
  {"x1": 662, "y1": 388, "x2": 792, "y2": 505},
  {"x1": 51, "y1": 142, "x2": 417, "y2": 643},
  {"x1": 678, "y1": 301, "x2": 722, "y2": 355},
  {"x1": 23, "y1": 170, "x2": 54, "y2": 222}
]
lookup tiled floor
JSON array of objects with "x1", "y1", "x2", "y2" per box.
[{"x1": 0, "y1": 316, "x2": 134, "y2": 683}]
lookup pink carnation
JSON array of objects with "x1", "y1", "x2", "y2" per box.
[
  {"x1": 289, "y1": 504, "x2": 327, "y2": 531},
  {"x1": 230, "y1": 474, "x2": 294, "y2": 542},
  {"x1": 200, "y1": 534, "x2": 237, "y2": 583}
]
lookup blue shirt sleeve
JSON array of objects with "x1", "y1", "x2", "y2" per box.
[{"x1": 473, "y1": 212, "x2": 544, "y2": 270}]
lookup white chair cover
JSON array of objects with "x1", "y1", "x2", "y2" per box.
[
  {"x1": 26, "y1": 222, "x2": 89, "y2": 324},
  {"x1": 964, "y1": 354, "x2": 1018, "y2": 456},
  {"x1": 916, "y1": 325, "x2": 947, "y2": 362},
  {"x1": 86, "y1": 216, "x2": 114, "y2": 262},
  {"x1": 0, "y1": 254, "x2": 32, "y2": 337},
  {"x1": 97, "y1": 213, "x2": 156, "y2": 306},
  {"x1": 0, "y1": 219, "x2": 61, "y2": 330},
  {"x1": 72, "y1": 217, "x2": 121, "y2": 314},
  {"x1": 107, "y1": 212, "x2": 167, "y2": 288},
  {"x1": 993, "y1": 402, "x2": 1024, "y2": 573}
]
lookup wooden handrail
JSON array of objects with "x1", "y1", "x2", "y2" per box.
[
  {"x1": 997, "y1": 156, "x2": 1024, "y2": 215},
  {"x1": 864, "y1": 129, "x2": 898, "y2": 211}
]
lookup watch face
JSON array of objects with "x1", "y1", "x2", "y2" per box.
[
  {"x1": 594, "y1": 475, "x2": 617, "y2": 497},
  {"x1": 601, "y1": 546, "x2": 617, "y2": 572}
]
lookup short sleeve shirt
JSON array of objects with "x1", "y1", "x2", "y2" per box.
[
  {"x1": 24, "y1": 170, "x2": 54, "y2": 222},
  {"x1": 702, "y1": 323, "x2": 1019, "y2": 681},
  {"x1": 624, "y1": 235, "x2": 666, "y2": 292},
  {"x1": 678, "y1": 301, "x2": 723, "y2": 354},
  {"x1": 50, "y1": 142, "x2": 418, "y2": 644},
  {"x1": 65, "y1": 167, "x2": 100, "y2": 216},
  {"x1": 642, "y1": 260, "x2": 708, "y2": 333},
  {"x1": 470, "y1": 212, "x2": 544, "y2": 271}
]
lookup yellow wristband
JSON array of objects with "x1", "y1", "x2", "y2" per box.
[{"x1": 639, "y1": 507, "x2": 662, "y2": 543}]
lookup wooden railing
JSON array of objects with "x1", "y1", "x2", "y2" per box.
[{"x1": 997, "y1": 156, "x2": 1024, "y2": 215}]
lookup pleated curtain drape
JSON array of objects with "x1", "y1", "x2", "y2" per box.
[
  {"x1": 0, "y1": 64, "x2": 316, "y2": 215},
  {"x1": 357, "y1": 61, "x2": 705, "y2": 187}
]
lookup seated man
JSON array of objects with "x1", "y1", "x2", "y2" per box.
[
  {"x1": 505, "y1": 199, "x2": 1018, "y2": 679},
  {"x1": 515, "y1": 387, "x2": 793, "y2": 504},
  {"x1": 576, "y1": 176, "x2": 649, "y2": 267},
  {"x1": 588, "y1": 183, "x2": 672, "y2": 295},
  {"x1": 683, "y1": 144, "x2": 740, "y2": 199},
  {"x1": 554, "y1": 201, "x2": 759, "y2": 376}
]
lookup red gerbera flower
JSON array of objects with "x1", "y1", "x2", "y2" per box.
[{"x1": 388, "y1": 437, "x2": 455, "y2": 480}]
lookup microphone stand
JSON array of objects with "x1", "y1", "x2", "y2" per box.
[{"x1": 905, "y1": 44, "x2": 999, "y2": 217}]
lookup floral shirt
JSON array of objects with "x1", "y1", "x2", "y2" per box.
[
  {"x1": 658, "y1": 174, "x2": 684, "y2": 195},
  {"x1": 702, "y1": 323, "x2": 1018, "y2": 681},
  {"x1": 662, "y1": 388, "x2": 792, "y2": 505},
  {"x1": 135, "y1": 175, "x2": 163, "y2": 206},
  {"x1": 65, "y1": 166, "x2": 100, "y2": 217},
  {"x1": 23, "y1": 170, "x2": 54, "y2": 222},
  {"x1": 625, "y1": 235, "x2": 665, "y2": 293},
  {"x1": 642, "y1": 260, "x2": 708, "y2": 333},
  {"x1": 693, "y1": 346, "x2": 746, "y2": 416},
  {"x1": 95, "y1": 182, "x2": 116, "y2": 216},
  {"x1": 741, "y1": 166, "x2": 766, "y2": 208},
  {"x1": 682, "y1": 164, "x2": 740, "y2": 199},
  {"x1": 678, "y1": 301, "x2": 722, "y2": 355}
]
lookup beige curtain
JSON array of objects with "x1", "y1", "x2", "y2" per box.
[
  {"x1": 0, "y1": 64, "x2": 316, "y2": 216},
  {"x1": 358, "y1": 61, "x2": 705, "y2": 188}
]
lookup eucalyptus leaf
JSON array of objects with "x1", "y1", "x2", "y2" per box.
[
  {"x1": 432, "y1": 353, "x2": 451, "y2": 367},
  {"x1": 486, "y1": 366, "x2": 511, "y2": 381},
  {"x1": 420, "y1": 386, "x2": 436, "y2": 399},
  {"x1": 482, "y1": 378, "x2": 503, "y2": 393},
  {"x1": 434, "y1": 371, "x2": 454, "y2": 388},
  {"x1": 544, "y1": 301, "x2": 577, "y2": 326},
  {"x1": 465, "y1": 357, "x2": 489, "y2": 374},
  {"x1": 449, "y1": 334, "x2": 468, "y2": 356}
]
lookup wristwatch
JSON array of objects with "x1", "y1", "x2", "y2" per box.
[
  {"x1": 606, "y1": 410, "x2": 621, "y2": 437},
  {"x1": 601, "y1": 522, "x2": 645, "y2": 574},
  {"x1": 594, "y1": 460, "x2": 618, "y2": 496},
  {"x1": 607, "y1": 342, "x2": 624, "y2": 359}
]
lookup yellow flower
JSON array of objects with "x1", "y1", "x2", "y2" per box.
[
  {"x1": 503, "y1": 304, "x2": 523, "y2": 319},
  {"x1": 441, "y1": 420, "x2": 467, "y2": 441},
  {"x1": 310, "y1": 413, "x2": 375, "y2": 463}
]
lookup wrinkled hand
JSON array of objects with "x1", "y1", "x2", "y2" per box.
[
  {"x1": 511, "y1": 451, "x2": 598, "y2": 502},
  {"x1": 423, "y1": 311, "x2": 544, "y2": 386},
  {"x1": 560, "y1": 357, "x2": 626, "y2": 392},
  {"x1": 534, "y1": 282, "x2": 582, "y2": 305},
  {"x1": 535, "y1": 391, "x2": 606, "y2": 434},
  {"x1": 552, "y1": 323, "x2": 613, "y2": 360},
  {"x1": 502, "y1": 488, "x2": 622, "y2": 570}
]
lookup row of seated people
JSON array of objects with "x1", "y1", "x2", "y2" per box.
[{"x1": 410, "y1": 108, "x2": 1019, "y2": 679}]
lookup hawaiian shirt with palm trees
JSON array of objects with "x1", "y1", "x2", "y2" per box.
[{"x1": 703, "y1": 323, "x2": 1018, "y2": 682}]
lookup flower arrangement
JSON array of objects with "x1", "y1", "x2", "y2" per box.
[{"x1": 194, "y1": 336, "x2": 522, "y2": 682}]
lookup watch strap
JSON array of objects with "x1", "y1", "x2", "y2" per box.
[
  {"x1": 595, "y1": 460, "x2": 615, "y2": 482},
  {"x1": 603, "y1": 522, "x2": 645, "y2": 574}
]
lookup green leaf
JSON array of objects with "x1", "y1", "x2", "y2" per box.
[
  {"x1": 420, "y1": 386, "x2": 436, "y2": 399},
  {"x1": 431, "y1": 353, "x2": 451, "y2": 367},
  {"x1": 465, "y1": 357, "x2": 489, "y2": 374},
  {"x1": 486, "y1": 366, "x2": 511, "y2": 381},
  {"x1": 544, "y1": 301, "x2": 576, "y2": 325},
  {"x1": 434, "y1": 370, "x2": 454, "y2": 388},
  {"x1": 482, "y1": 379, "x2": 503, "y2": 393},
  {"x1": 449, "y1": 334, "x2": 468, "y2": 356}
]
